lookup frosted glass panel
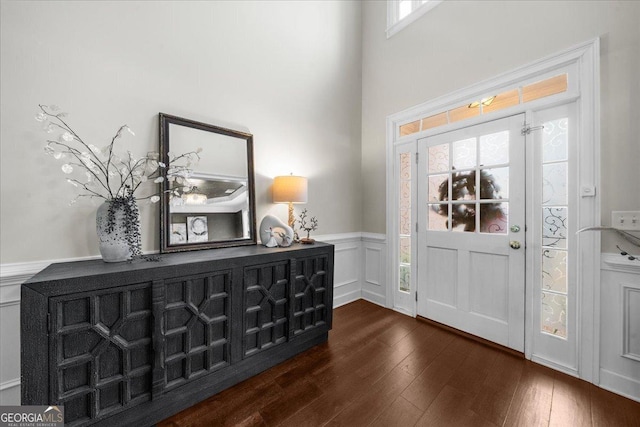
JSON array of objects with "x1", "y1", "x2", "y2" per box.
[
  {"x1": 452, "y1": 138, "x2": 477, "y2": 169},
  {"x1": 400, "y1": 237, "x2": 411, "y2": 264},
  {"x1": 400, "y1": 152, "x2": 411, "y2": 180},
  {"x1": 451, "y1": 172, "x2": 475, "y2": 201},
  {"x1": 542, "y1": 207, "x2": 567, "y2": 249},
  {"x1": 451, "y1": 203, "x2": 476, "y2": 232},
  {"x1": 480, "y1": 168, "x2": 509, "y2": 199},
  {"x1": 542, "y1": 118, "x2": 568, "y2": 163},
  {"x1": 428, "y1": 204, "x2": 448, "y2": 231},
  {"x1": 542, "y1": 163, "x2": 568, "y2": 205},
  {"x1": 542, "y1": 292, "x2": 567, "y2": 338},
  {"x1": 428, "y1": 143, "x2": 449, "y2": 173},
  {"x1": 479, "y1": 131, "x2": 509, "y2": 166},
  {"x1": 542, "y1": 249, "x2": 567, "y2": 293},
  {"x1": 400, "y1": 208, "x2": 411, "y2": 235},
  {"x1": 480, "y1": 203, "x2": 508, "y2": 234},
  {"x1": 400, "y1": 181, "x2": 411, "y2": 210},
  {"x1": 399, "y1": 265, "x2": 410, "y2": 292},
  {"x1": 428, "y1": 174, "x2": 448, "y2": 203}
]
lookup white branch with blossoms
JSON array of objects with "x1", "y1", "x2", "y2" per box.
[{"x1": 37, "y1": 105, "x2": 202, "y2": 205}]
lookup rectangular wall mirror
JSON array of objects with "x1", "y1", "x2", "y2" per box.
[{"x1": 159, "y1": 113, "x2": 257, "y2": 252}]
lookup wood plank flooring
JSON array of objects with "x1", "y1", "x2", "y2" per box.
[{"x1": 158, "y1": 300, "x2": 640, "y2": 427}]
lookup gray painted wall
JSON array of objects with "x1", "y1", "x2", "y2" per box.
[
  {"x1": 361, "y1": 0, "x2": 639, "y2": 252},
  {"x1": 0, "y1": 0, "x2": 363, "y2": 263}
]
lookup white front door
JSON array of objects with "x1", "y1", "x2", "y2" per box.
[{"x1": 417, "y1": 114, "x2": 526, "y2": 351}]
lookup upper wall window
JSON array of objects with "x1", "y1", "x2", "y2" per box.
[{"x1": 387, "y1": 0, "x2": 444, "y2": 38}]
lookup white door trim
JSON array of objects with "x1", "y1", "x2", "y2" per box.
[{"x1": 386, "y1": 38, "x2": 600, "y2": 382}]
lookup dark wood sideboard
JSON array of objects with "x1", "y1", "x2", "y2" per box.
[{"x1": 21, "y1": 243, "x2": 334, "y2": 426}]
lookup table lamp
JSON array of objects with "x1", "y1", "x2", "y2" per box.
[{"x1": 273, "y1": 174, "x2": 308, "y2": 228}]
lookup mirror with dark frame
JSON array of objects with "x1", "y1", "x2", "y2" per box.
[{"x1": 159, "y1": 113, "x2": 256, "y2": 253}]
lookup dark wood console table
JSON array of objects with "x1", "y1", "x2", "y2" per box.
[{"x1": 21, "y1": 243, "x2": 334, "y2": 426}]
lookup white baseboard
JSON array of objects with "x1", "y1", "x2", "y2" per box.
[
  {"x1": 600, "y1": 369, "x2": 640, "y2": 403},
  {"x1": 361, "y1": 289, "x2": 386, "y2": 307},
  {"x1": 334, "y1": 290, "x2": 362, "y2": 308},
  {"x1": 0, "y1": 378, "x2": 20, "y2": 405}
]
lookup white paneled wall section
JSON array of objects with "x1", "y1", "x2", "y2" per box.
[
  {"x1": 0, "y1": 233, "x2": 387, "y2": 405},
  {"x1": 599, "y1": 255, "x2": 640, "y2": 402}
]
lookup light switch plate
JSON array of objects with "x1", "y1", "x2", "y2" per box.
[{"x1": 611, "y1": 211, "x2": 640, "y2": 230}]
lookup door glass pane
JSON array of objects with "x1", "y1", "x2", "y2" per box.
[
  {"x1": 398, "y1": 152, "x2": 412, "y2": 294},
  {"x1": 428, "y1": 204, "x2": 448, "y2": 231},
  {"x1": 480, "y1": 167, "x2": 509, "y2": 199},
  {"x1": 428, "y1": 174, "x2": 448, "y2": 202},
  {"x1": 451, "y1": 203, "x2": 476, "y2": 232},
  {"x1": 451, "y1": 171, "x2": 475, "y2": 200},
  {"x1": 479, "y1": 131, "x2": 509, "y2": 166},
  {"x1": 428, "y1": 143, "x2": 449, "y2": 173},
  {"x1": 399, "y1": 265, "x2": 411, "y2": 292},
  {"x1": 542, "y1": 163, "x2": 568, "y2": 205},
  {"x1": 400, "y1": 237, "x2": 411, "y2": 263},
  {"x1": 400, "y1": 181, "x2": 411, "y2": 209},
  {"x1": 542, "y1": 207, "x2": 567, "y2": 249},
  {"x1": 542, "y1": 118, "x2": 568, "y2": 162},
  {"x1": 452, "y1": 138, "x2": 477, "y2": 169},
  {"x1": 400, "y1": 152, "x2": 411, "y2": 179},
  {"x1": 542, "y1": 249, "x2": 567, "y2": 293},
  {"x1": 400, "y1": 208, "x2": 411, "y2": 235},
  {"x1": 540, "y1": 115, "x2": 569, "y2": 340},
  {"x1": 541, "y1": 291, "x2": 567, "y2": 338},
  {"x1": 480, "y1": 202, "x2": 508, "y2": 234}
]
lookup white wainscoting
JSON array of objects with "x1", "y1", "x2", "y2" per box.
[
  {"x1": 0, "y1": 233, "x2": 388, "y2": 405},
  {"x1": 600, "y1": 253, "x2": 640, "y2": 402}
]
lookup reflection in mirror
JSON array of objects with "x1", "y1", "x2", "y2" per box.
[{"x1": 159, "y1": 114, "x2": 256, "y2": 252}]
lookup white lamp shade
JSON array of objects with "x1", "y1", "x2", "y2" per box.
[{"x1": 273, "y1": 175, "x2": 308, "y2": 203}]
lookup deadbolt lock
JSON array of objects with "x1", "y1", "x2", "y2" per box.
[{"x1": 510, "y1": 225, "x2": 521, "y2": 233}]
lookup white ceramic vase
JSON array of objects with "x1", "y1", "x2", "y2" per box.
[{"x1": 96, "y1": 200, "x2": 137, "y2": 262}]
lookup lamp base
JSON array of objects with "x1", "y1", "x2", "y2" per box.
[{"x1": 288, "y1": 202, "x2": 295, "y2": 229}]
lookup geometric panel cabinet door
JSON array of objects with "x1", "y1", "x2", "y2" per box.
[
  {"x1": 22, "y1": 242, "x2": 334, "y2": 427},
  {"x1": 158, "y1": 271, "x2": 231, "y2": 394},
  {"x1": 51, "y1": 284, "x2": 153, "y2": 425},
  {"x1": 292, "y1": 254, "x2": 331, "y2": 336}
]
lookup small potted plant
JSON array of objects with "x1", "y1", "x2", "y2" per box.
[{"x1": 295, "y1": 208, "x2": 318, "y2": 244}]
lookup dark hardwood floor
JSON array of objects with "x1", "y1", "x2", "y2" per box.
[{"x1": 158, "y1": 300, "x2": 640, "y2": 427}]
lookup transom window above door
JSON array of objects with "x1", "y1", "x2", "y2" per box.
[{"x1": 399, "y1": 74, "x2": 568, "y2": 137}]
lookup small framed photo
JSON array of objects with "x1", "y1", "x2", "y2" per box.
[
  {"x1": 170, "y1": 223, "x2": 187, "y2": 245},
  {"x1": 187, "y1": 216, "x2": 209, "y2": 243}
]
